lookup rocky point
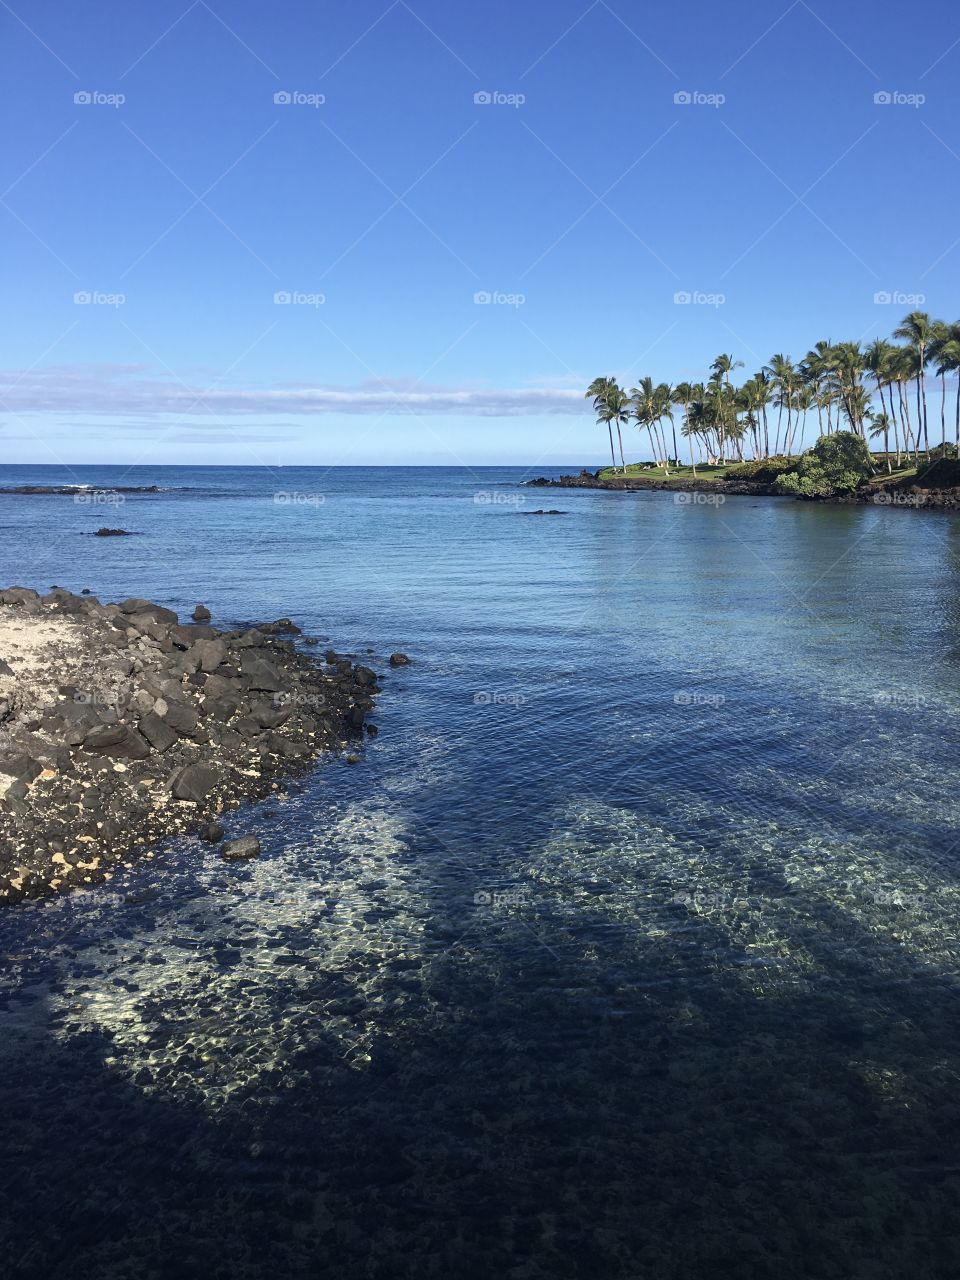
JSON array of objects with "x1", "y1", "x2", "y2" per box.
[{"x1": 0, "y1": 587, "x2": 382, "y2": 904}]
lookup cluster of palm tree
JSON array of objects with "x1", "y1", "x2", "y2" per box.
[{"x1": 587, "y1": 312, "x2": 960, "y2": 474}]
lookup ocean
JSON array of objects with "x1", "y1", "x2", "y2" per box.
[{"x1": 1, "y1": 463, "x2": 959, "y2": 1278}]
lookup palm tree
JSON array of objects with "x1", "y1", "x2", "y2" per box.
[
  {"x1": 868, "y1": 411, "x2": 893, "y2": 469},
  {"x1": 800, "y1": 342, "x2": 834, "y2": 439},
  {"x1": 606, "y1": 383, "x2": 632, "y2": 471},
  {"x1": 940, "y1": 322, "x2": 960, "y2": 450},
  {"x1": 652, "y1": 383, "x2": 676, "y2": 470},
  {"x1": 737, "y1": 376, "x2": 772, "y2": 459},
  {"x1": 793, "y1": 383, "x2": 815, "y2": 453},
  {"x1": 929, "y1": 321, "x2": 960, "y2": 450},
  {"x1": 753, "y1": 369, "x2": 772, "y2": 456},
  {"x1": 710, "y1": 354, "x2": 743, "y2": 462},
  {"x1": 863, "y1": 339, "x2": 897, "y2": 450},
  {"x1": 629, "y1": 378, "x2": 659, "y2": 467},
  {"x1": 586, "y1": 376, "x2": 616, "y2": 469},
  {"x1": 764, "y1": 354, "x2": 795, "y2": 455},
  {"x1": 827, "y1": 342, "x2": 868, "y2": 437},
  {"x1": 864, "y1": 339, "x2": 902, "y2": 472},
  {"x1": 672, "y1": 381, "x2": 698, "y2": 472},
  {"x1": 893, "y1": 311, "x2": 935, "y2": 457},
  {"x1": 630, "y1": 378, "x2": 675, "y2": 471},
  {"x1": 686, "y1": 388, "x2": 721, "y2": 463},
  {"x1": 890, "y1": 347, "x2": 920, "y2": 461},
  {"x1": 586, "y1": 376, "x2": 627, "y2": 470}
]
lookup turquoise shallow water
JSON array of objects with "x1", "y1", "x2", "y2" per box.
[{"x1": 1, "y1": 465, "x2": 960, "y2": 1278}]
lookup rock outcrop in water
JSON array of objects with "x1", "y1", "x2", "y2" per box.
[
  {"x1": 0, "y1": 586, "x2": 380, "y2": 904},
  {"x1": 0, "y1": 484, "x2": 163, "y2": 495}
]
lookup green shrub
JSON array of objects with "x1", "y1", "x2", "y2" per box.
[
  {"x1": 926, "y1": 443, "x2": 958, "y2": 461},
  {"x1": 775, "y1": 431, "x2": 873, "y2": 498},
  {"x1": 909, "y1": 456, "x2": 960, "y2": 488},
  {"x1": 726, "y1": 455, "x2": 795, "y2": 484}
]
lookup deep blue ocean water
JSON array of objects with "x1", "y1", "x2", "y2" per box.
[{"x1": 1, "y1": 464, "x2": 960, "y2": 1278}]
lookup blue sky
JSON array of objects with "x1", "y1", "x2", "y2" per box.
[{"x1": 2, "y1": 0, "x2": 959, "y2": 465}]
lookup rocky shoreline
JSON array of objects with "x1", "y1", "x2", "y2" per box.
[
  {"x1": 525, "y1": 469, "x2": 960, "y2": 508},
  {"x1": 0, "y1": 587, "x2": 391, "y2": 905},
  {"x1": 526, "y1": 470, "x2": 781, "y2": 496}
]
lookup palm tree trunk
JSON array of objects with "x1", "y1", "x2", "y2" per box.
[
  {"x1": 657, "y1": 423, "x2": 669, "y2": 472},
  {"x1": 874, "y1": 376, "x2": 891, "y2": 471},
  {"x1": 899, "y1": 383, "x2": 917, "y2": 461},
  {"x1": 607, "y1": 424, "x2": 616, "y2": 470},
  {"x1": 615, "y1": 423, "x2": 625, "y2": 471},
  {"x1": 916, "y1": 369, "x2": 929, "y2": 458},
  {"x1": 940, "y1": 371, "x2": 947, "y2": 447}
]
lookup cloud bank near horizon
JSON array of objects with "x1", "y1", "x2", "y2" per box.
[{"x1": 0, "y1": 366, "x2": 588, "y2": 418}]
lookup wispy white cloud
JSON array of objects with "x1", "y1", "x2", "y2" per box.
[{"x1": 0, "y1": 365, "x2": 587, "y2": 417}]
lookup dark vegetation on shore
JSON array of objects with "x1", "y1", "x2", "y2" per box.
[
  {"x1": 528, "y1": 445, "x2": 960, "y2": 508},
  {"x1": 0, "y1": 587, "x2": 387, "y2": 905}
]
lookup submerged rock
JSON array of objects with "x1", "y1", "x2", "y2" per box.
[{"x1": 221, "y1": 835, "x2": 261, "y2": 860}]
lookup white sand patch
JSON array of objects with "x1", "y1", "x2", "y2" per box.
[{"x1": 0, "y1": 614, "x2": 74, "y2": 700}]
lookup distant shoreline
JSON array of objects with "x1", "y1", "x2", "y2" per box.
[{"x1": 525, "y1": 468, "x2": 960, "y2": 510}]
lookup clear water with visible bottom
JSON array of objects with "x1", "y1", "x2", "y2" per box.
[{"x1": 1, "y1": 465, "x2": 959, "y2": 1278}]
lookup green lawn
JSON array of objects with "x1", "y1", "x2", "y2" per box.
[
  {"x1": 600, "y1": 458, "x2": 927, "y2": 489},
  {"x1": 597, "y1": 461, "x2": 759, "y2": 483},
  {"x1": 866, "y1": 466, "x2": 917, "y2": 487}
]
